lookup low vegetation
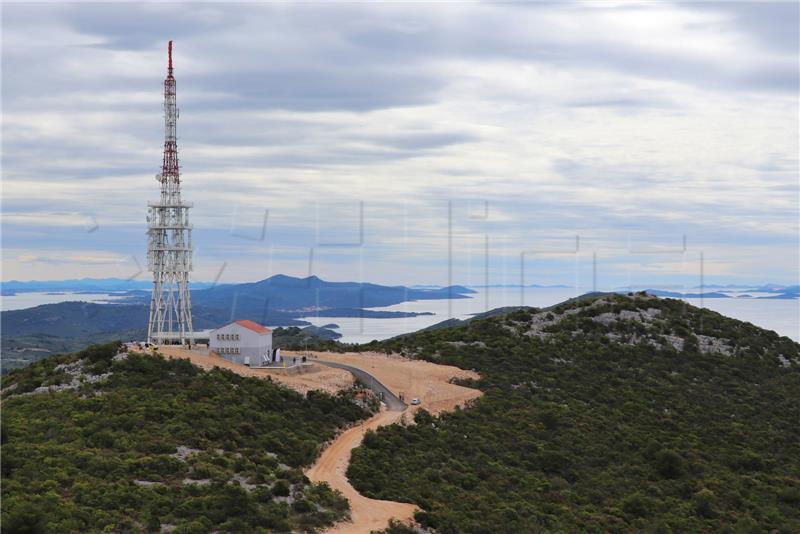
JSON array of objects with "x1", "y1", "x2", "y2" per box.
[
  {"x1": 271, "y1": 326, "x2": 345, "y2": 351},
  {"x1": 352, "y1": 294, "x2": 800, "y2": 533},
  {"x1": 1, "y1": 342, "x2": 372, "y2": 533}
]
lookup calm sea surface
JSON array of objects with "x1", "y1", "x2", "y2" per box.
[
  {"x1": 3, "y1": 288, "x2": 797, "y2": 343},
  {"x1": 1, "y1": 292, "x2": 126, "y2": 311},
  {"x1": 299, "y1": 287, "x2": 800, "y2": 343}
]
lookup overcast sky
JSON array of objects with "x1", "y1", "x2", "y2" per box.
[{"x1": 2, "y1": 1, "x2": 798, "y2": 289}]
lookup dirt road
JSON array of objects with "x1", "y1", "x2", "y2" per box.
[
  {"x1": 288, "y1": 350, "x2": 482, "y2": 415},
  {"x1": 296, "y1": 350, "x2": 482, "y2": 533},
  {"x1": 149, "y1": 346, "x2": 481, "y2": 533},
  {"x1": 305, "y1": 410, "x2": 417, "y2": 533},
  {"x1": 153, "y1": 346, "x2": 354, "y2": 395}
]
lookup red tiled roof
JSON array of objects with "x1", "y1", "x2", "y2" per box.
[{"x1": 234, "y1": 320, "x2": 272, "y2": 334}]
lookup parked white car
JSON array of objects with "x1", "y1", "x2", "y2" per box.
[{"x1": 410, "y1": 398, "x2": 421, "y2": 405}]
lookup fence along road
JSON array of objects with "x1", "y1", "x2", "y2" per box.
[{"x1": 315, "y1": 359, "x2": 408, "y2": 411}]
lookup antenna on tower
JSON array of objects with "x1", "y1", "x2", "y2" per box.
[
  {"x1": 148, "y1": 37, "x2": 193, "y2": 346},
  {"x1": 168, "y1": 40, "x2": 173, "y2": 77}
]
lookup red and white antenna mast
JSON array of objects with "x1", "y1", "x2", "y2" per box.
[
  {"x1": 161, "y1": 40, "x2": 179, "y2": 187},
  {"x1": 147, "y1": 41, "x2": 194, "y2": 345}
]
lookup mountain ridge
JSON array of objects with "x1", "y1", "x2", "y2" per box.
[
  {"x1": 349, "y1": 293, "x2": 800, "y2": 532},
  {"x1": 1, "y1": 275, "x2": 475, "y2": 371}
]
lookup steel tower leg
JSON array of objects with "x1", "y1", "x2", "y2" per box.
[{"x1": 147, "y1": 41, "x2": 194, "y2": 346}]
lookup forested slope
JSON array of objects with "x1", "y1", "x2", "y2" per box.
[
  {"x1": 1, "y1": 342, "x2": 371, "y2": 533},
  {"x1": 351, "y1": 293, "x2": 800, "y2": 533}
]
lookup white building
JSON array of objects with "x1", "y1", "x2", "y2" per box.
[{"x1": 209, "y1": 320, "x2": 273, "y2": 366}]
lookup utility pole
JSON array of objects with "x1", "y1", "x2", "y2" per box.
[{"x1": 147, "y1": 41, "x2": 194, "y2": 345}]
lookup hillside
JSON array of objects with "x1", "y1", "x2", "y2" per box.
[
  {"x1": 1, "y1": 278, "x2": 215, "y2": 295},
  {"x1": 1, "y1": 275, "x2": 472, "y2": 371},
  {"x1": 1, "y1": 342, "x2": 372, "y2": 533},
  {"x1": 192, "y1": 275, "x2": 474, "y2": 311},
  {"x1": 350, "y1": 293, "x2": 800, "y2": 532},
  {"x1": 0, "y1": 302, "x2": 239, "y2": 372}
]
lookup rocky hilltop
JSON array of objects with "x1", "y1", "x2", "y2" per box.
[{"x1": 352, "y1": 293, "x2": 800, "y2": 533}]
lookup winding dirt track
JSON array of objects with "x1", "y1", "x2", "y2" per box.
[
  {"x1": 305, "y1": 410, "x2": 417, "y2": 533},
  {"x1": 287, "y1": 350, "x2": 482, "y2": 416},
  {"x1": 151, "y1": 346, "x2": 481, "y2": 533},
  {"x1": 297, "y1": 350, "x2": 481, "y2": 533}
]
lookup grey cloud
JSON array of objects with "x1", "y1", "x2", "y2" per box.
[
  {"x1": 683, "y1": 1, "x2": 799, "y2": 54},
  {"x1": 552, "y1": 159, "x2": 664, "y2": 187},
  {"x1": 186, "y1": 144, "x2": 444, "y2": 170},
  {"x1": 5, "y1": 1, "x2": 797, "y2": 118},
  {"x1": 361, "y1": 131, "x2": 479, "y2": 151},
  {"x1": 560, "y1": 39, "x2": 796, "y2": 94},
  {"x1": 59, "y1": 4, "x2": 247, "y2": 50},
  {"x1": 2, "y1": 2, "x2": 797, "y2": 284},
  {"x1": 343, "y1": 3, "x2": 798, "y2": 94},
  {"x1": 187, "y1": 67, "x2": 441, "y2": 112},
  {"x1": 567, "y1": 97, "x2": 676, "y2": 110}
]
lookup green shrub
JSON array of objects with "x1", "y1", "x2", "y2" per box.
[
  {"x1": 1, "y1": 351, "x2": 364, "y2": 532},
  {"x1": 272, "y1": 479, "x2": 291, "y2": 497},
  {"x1": 693, "y1": 488, "x2": 717, "y2": 518},
  {"x1": 348, "y1": 294, "x2": 800, "y2": 532},
  {"x1": 654, "y1": 449, "x2": 685, "y2": 479},
  {"x1": 623, "y1": 492, "x2": 654, "y2": 518}
]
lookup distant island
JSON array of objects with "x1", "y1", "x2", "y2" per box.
[
  {"x1": 643, "y1": 287, "x2": 799, "y2": 300},
  {"x1": 1, "y1": 274, "x2": 473, "y2": 371},
  {"x1": 468, "y1": 284, "x2": 572, "y2": 288},
  {"x1": 3, "y1": 276, "x2": 798, "y2": 372},
  {"x1": 0, "y1": 278, "x2": 217, "y2": 295},
  {"x1": 643, "y1": 289, "x2": 732, "y2": 299}
]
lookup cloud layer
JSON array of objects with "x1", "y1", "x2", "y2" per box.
[{"x1": 2, "y1": 2, "x2": 798, "y2": 287}]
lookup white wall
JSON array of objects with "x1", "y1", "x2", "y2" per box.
[{"x1": 209, "y1": 322, "x2": 272, "y2": 366}]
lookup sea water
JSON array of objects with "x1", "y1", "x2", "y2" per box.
[
  {"x1": 299, "y1": 287, "x2": 800, "y2": 343},
  {"x1": 1, "y1": 292, "x2": 126, "y2": 311}
]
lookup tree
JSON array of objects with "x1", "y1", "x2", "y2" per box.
[{"x1": 654, "y1": 449, "x2": 684, "y2": 479}]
